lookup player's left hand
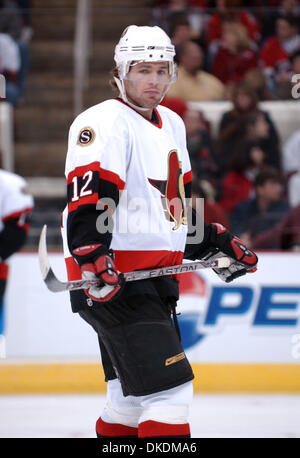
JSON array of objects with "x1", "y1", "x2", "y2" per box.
[
  {"x1": 199, "y1": 223, "x2": 258, "y2": 283},
  {"x1": 72, "y1": 244, "x2": 124, "y2": 302}
]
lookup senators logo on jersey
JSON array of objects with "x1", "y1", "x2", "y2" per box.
[
  {"x1": 77, "y1": 127, "x2": 95, "y2": 146},
  {"x1": 148, "y1": 150, "x2": 187, "y2": 230}
]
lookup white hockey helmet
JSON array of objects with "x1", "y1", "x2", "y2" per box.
[{"x1": 114, "y1": 25, "x2": 177, "y2": 109}]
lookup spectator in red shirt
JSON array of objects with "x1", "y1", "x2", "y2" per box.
[
  {"x1": 211, "y1": 22, "x2": 258, "y2": 89},
  {"x1": 218, "y1": 140, "x2": 268, "y2": 214},
  {"x1": 260, "y1": 15, "x2": 300, "y2": 93},
  {"x1": 206, "y1": 0, "x2": 261, "y2": 45}
]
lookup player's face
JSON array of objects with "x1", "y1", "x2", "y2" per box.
[{"x1": 124, "y1": 61, "x2": 170, "y2": 109}]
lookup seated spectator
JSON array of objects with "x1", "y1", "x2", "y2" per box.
[
  {"x1": 259, "y1": 15, "x2": 300, "y2": 95},
  {"x1": 16, "y1": 0, "x2": 31, "y2": 26},
  {"x1": 0, "y1": 0, "x2": 22, "y2": 40},
  {"x1": 282, "y1": 129, "x2": 300, "y2": 206},
  {"x1": 230, "y1": 168, "x2": 290, "y2": 244},
  {"x1": 210, "y1": 22, "x2": 258, "y2": 91},
  {"x1": 251, "y1": 203, "x2": 300, "y2": 249},
  {"x1": 0, "y1": 0, "x2": 31, "y2": 103},
  {"x1": 0, "y1": 32, "x2": 20, "y2": 106},
  {"x1": 167, "y1": 40, "x2": 225, "y2": 101},
  {"x1": 151, "y1": 1, "x2": 208, "y2": 43},
  {"x1": 168, "y1": 14, "x2": 203, "y2": 64},
  {"x1": 270, "y1": 49, "x2": 300, "y2": 99},
  {"x1": 244, "y1": 112, "x2": 282, "y2": 169},
  {"x1": 206, "y1": 0, "x2": 261, "y2": 45},
  {"x1": 150, "y1": 1, "x2": 190, "y2": 39},
  {"x1": 183, "y1": 109, "x2": 219, "y2": 187},
  {"x1": 261, "y1": 0, "x2": 300, "y2": 39},
  {"x1": 191, "y1": 178, "x2": 230, "y2": 227},
  {"x1": 218, "y1": 140, "x2": 268, "y2": 214},
  {"x1": 217, "y1": 83, "x2": 281, "y2": 171},
  {"x1": 243, "y1": 68, "x2": 269, "y2": 101},
  {"x1": 169, "y1": 15, "x2": 193, "y2": 49}
]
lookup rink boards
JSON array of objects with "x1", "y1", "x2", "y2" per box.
[{"x1": 0, "y1": 252, "x2": 299, "y2": 393}]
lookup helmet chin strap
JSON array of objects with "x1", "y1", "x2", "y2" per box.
[{"x1": 114, "y1": 77, "x2": 169, "y2": 112}]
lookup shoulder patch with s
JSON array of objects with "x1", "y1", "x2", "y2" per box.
[{"x1": 77, "y1": 127, "x2": 95, "y2": 146}]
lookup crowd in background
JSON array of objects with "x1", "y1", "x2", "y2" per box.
[
  {"x1": 0, "y1": 0, "x2": 300, "y2": 251},
  {"x1": 153, "y1": 0, "x2": 300, "y2": 250},
  {"x1": 0, "y1": 0, "x2": 31, "y2": 107}
]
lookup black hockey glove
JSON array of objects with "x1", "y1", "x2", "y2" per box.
[
  {"x1": 197, "y1": 223, "x2": 258, "y2": 283},
  {"x1": 72, "y1": 243, "x2": 124, "y2": 303}
]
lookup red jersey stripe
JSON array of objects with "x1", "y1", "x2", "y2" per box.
[
  {"x1": 114, "y1": 249, "x2": 184, "y2": 273},
  {"x1": 65, "y1": 257, "x2": 81, "y2": 281},
  {"x1": 64, "y1": 249, "x2": 184, "y2": 281},
  {"x1": 67, "y1": 161, "x2": 125, "y2": 190},
  {"x1": 183, "y1": 170, "x2": 192, "y2": 184},
  {"x1": 0, "y1": 262, "x2": 9, "y2": 281},
  {"x1": 2, "y1": 207, "x2": 33, "y2": 223},
  {"x1": 67, "y1": 161, "x2": 101, "y2": 184},
  {"x1": 68, "y1": 193, "x2": 99, "y2": 213}
]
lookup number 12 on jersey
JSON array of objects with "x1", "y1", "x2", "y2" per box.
[{"x1": 71, "y1": 171, "x2": 93, "y2": 202}]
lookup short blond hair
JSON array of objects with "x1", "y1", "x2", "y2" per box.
[{"x1": 223, "y1": 22, "x2": 252, "y2": 50}]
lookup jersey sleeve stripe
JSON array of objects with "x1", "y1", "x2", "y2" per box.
[
  {"x1": 67, "y1": 161, "x2": 125, "y2": 214},
  {"x1": 2, "y1": 207, "x2": 33, "y2": 223},
  {"x1": 68, "y1": 193, "x2": 99, "y2": 213},
  {"x1": 67, "y1": 161, "x2": 101, "y2": 184},
  {"x1": 67, "y1": 161, "x2": 125, "y2": 191},
  {"x1": 99, "y1": 167, "x2": 125, "y2": 191}
]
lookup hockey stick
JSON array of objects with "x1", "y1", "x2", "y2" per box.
[{"x1": 38, "y1": 225, "x2": 232, "y2": 293}]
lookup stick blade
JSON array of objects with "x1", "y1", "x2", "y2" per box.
[{"x1": 38, "y1": 224, "x2": 51, "y2": 280}]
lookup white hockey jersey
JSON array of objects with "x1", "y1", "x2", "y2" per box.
[
  {"x1": 0, "y1": 169, "x2": 33, "y2": 281},
  {"x1": 0, "y1": 169, "x2": 33, "y2": 232},
  {"x1": 62, "y1": 98, "x2": 192, "y2": 280}
]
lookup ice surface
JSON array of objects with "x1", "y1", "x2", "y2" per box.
[{"x1": 0, "y1": 393, "x2": 299, "y2": 438}]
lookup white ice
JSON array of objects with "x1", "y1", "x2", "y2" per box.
[{"x1": 0, "y1": 394, "x2": 299, "y2": 438}]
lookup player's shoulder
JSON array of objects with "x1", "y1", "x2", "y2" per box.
[
  {"x1": 0, "y1": 32, "x2": 15, "y2": 45},
  {"x1": 157, "y1": 104, "x2": 186, "y2": 130},
  {"x1": 0, "y1": 169, "x2": 27, "y2": 191},
  {"x1": 70, "y1": 99, "x2": 128, "y2": 132}
]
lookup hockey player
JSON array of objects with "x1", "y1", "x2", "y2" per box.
[
  {"x1": 61, "y1": 25, "x2": 258, "y2": 438},
  {"x1": 0, "y1": 169, "x2": 33, "y2": 352}
]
